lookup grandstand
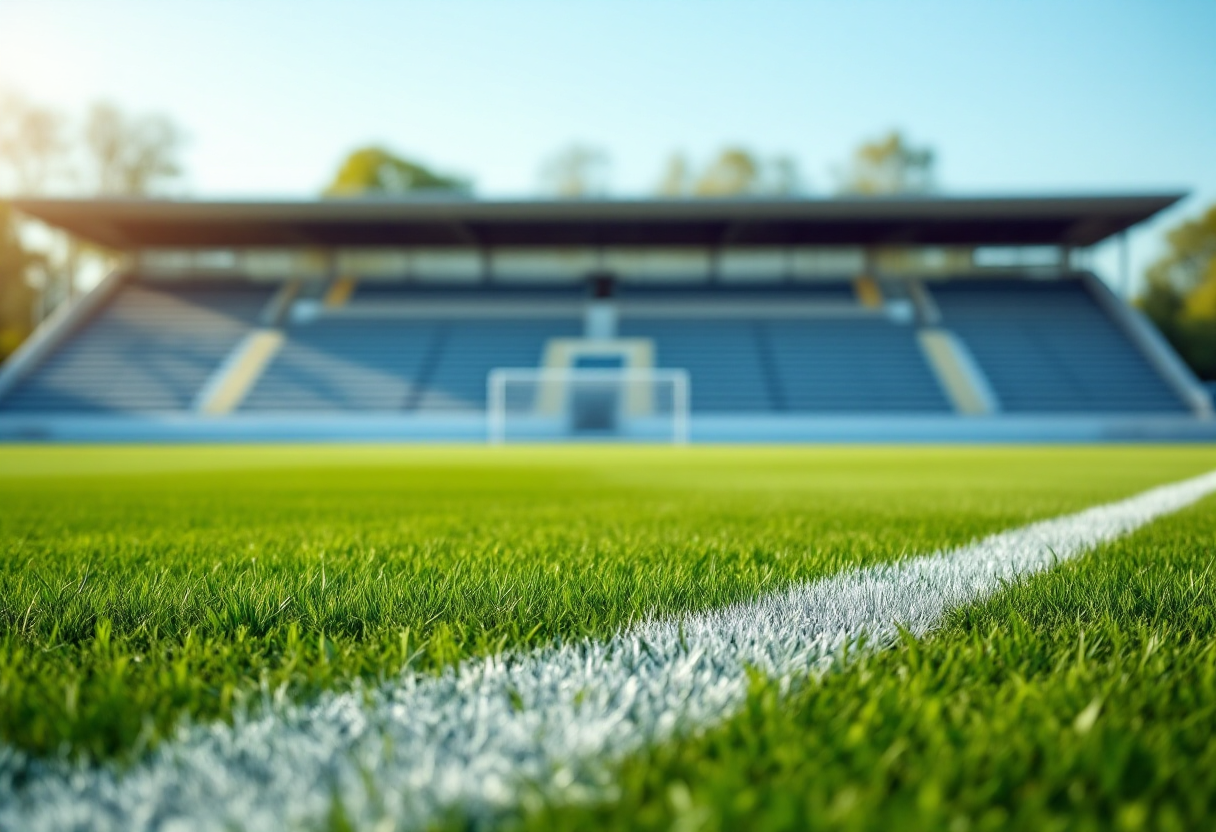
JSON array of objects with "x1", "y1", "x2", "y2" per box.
[{"x1": 0, "y1": 195, "x2": 1212, "y2": 441}]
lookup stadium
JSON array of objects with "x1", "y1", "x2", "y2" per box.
[
  {"x1": 3, "y1": 4, "x2": 1216, "y2": 831},
  {"x1": 1, "y1": 193, "x2": 1212, "y2": 442},
  {"x1": 4, "y1": 195, "x2": 1216, "y2": 832}
]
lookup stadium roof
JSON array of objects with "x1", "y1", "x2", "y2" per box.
[{"x1": 13, "y1": 193, "x2": 1184, "y2": 250}]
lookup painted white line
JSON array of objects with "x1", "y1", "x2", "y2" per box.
[{"x1": 3, "y1": 470, "x2": 1215, "y2": 832}]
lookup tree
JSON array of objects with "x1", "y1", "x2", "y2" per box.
[
  {"x1": 0, "y1": 93, "x2": 70, "y2": 329},
  {"x1": 538, "y1": 144, "x2": 611, "y2": 199},
  {"x1": 767, "y1": 155, "x2": 801, "y2": 196},
  {"x1": 1140, "y1": 203, "x2": 1216, "y2": 380},
  {"x1": 0, "y1": 93, "x2": 183, "y2": 342},
  {"x1": 83, "y1": 102, "x2": 184, "y2": 196},
  {"x1": 2, "y1": 94, "x2": 183, "y2": 196},
  {"x1": 835, "y1": 131, "x2": 934, "y2": 196},
  {"x1": 325, "y1": 146, "x2": 469, "y2": 197},
  {"x1": 694, "y1": 147, "x2": 760, "y2": 197},
  {"x1": 0, "y1": 92, "x2": 69, "y2": 195},
  {"x1": 0, "y1": 201, "x2": 42, "y2": 359},
  {"x1": 655, "y1": 148, "x2": 803, "y2": 198},
  {"x1": 655, "y1": 153, "x2": 691, "y2": 198}
]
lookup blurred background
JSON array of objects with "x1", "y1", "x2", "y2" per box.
[{"x1": 0, "y1": 0, "x2": 1212, "y2": 391}]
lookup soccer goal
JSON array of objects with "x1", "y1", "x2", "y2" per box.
[{"x1": 487, "y1": 367, "x2": 690, "y2": 444}]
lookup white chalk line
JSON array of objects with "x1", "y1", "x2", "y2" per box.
[{"x1": 2, "y1": 470, "x2": 1215, "y2": 832}]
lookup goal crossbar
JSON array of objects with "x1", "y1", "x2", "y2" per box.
[{"x1": 487, "y1": 367, "x2": 690, "y2": 445}]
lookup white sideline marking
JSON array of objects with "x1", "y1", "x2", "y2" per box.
[{"x1": 3, "y1": 471, "x2": 1215, "y2": 832}]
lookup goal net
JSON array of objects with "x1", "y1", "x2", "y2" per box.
[{"x1": 487, "y1": 368, "x2": 690, "y2": 444}]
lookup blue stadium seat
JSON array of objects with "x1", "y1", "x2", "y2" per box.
[
  {"x1": 414, "y1": 319, "x2": 582, "y2": 411},
  {"x1": 620, "y1": 316, "x2": 950, "y2": 413},
  {"x1": 930, "y1": 278, "x2": 1187, "y2": 413},
  {"x1": 244, "y1": 282, "x2": 584, "y2": 412},
  {"x1": 2, "y1": 275, "x2": 1193, "y2": 419},
  {"x1": 765, "y1": 319, "x2": 951, "y2": 412},
  {"x1": 1, "y1": 281, "x2": 271, "y2": 412},
  {"x1": 240, "y1": 319, "x2": 442, "y2": 411},
  {"x1": 616, "y1": 283, "x2": 857, "y2": 303},
  {"x1": 618, "y1": 319, "x2": 774, "y2": 412}
]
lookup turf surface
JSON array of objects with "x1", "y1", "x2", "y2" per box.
[
  {"x1": 1, "y1": 445, "x2": 1214, "y2": 819},
  {"x1": 513, "y1": 488, "x2": 1216, "y2": 832}
]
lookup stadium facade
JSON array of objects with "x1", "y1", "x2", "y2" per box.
[{"x1": 1, "y1": 194, "x2": 1212, "y2": 442}]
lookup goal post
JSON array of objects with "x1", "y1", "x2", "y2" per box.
[{"x1": 487, "y1": 367, "x2": 690, "y2": 445}]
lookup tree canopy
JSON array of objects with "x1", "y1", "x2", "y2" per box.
[
  {"x1": 0, "y1": 202, "x2": 42, "y2": 358},
  {"x1": 84, "y1": 102, "x2": 183, "y2": 196},
  {"x1": 324, "y1": 146, "x2": 469, "y2": 197},
  {"x1": 655, "y1": 148, "x2": 801, "y2": 198},
  {"x1": 1139, "y1": 203, "x2": 1216, "y2": 380},
  {"x1": 537, "y1": 145, "x2": 611, "y2": 199},
  {"x1": 0, "y1": 91, "x2": 183, "y2": 353},
  {"x1": 0, "y1": 94, "x2": 183, "y2": 197},
  {"x1": 694, "y1": 148, "x2": 760, "y2": 197},
  {"x1": 0, "y1": 92, "x2": 66, "y2": 195},
  {"x1": 835, "y1": 131, "x2": 935, "y2": 196}
]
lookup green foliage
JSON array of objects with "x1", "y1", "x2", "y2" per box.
[
  {"x1": 1, "y1": 445, "x2": 1211, "y2": 767},
  {"x1": 655, "y1": 149, "x2": 800, "y2": 198},
  {"x1": 0, "y1": 90, "x2": 67, "y2": 194},
  {"x1": 0, "y1": 200, "x2": 40, "y2": 358},
  {"x1": 84, "y1": 101, "x2": 183, "y2": 196},
  {"x1": 512, "y1": 497, "x2": 1216, "y2": 832},
  {"x1": 0, "y1": 92, "x2": 175, "y2": 347},
  {"x1": 324, "y1": 146, "x2": 469, "y2": 197},
  {"x1": 835, "y1": 131, "x2": 935, "y2": 196},
  {"x1": 538, "y1": 145, "x2": 611, "y2": 198},
  {"x1": 694, "y1": 148, "x2": 761, "y2": 197},
  {"x1": 1141, "y1": 203, "x2": 1216, "y2": 380}
]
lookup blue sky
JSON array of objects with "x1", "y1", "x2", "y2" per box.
[{"x1": 1, "y1": 0, "x2": 1213, "y2": 286}]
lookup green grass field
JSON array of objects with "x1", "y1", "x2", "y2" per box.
[
  {"x1": 515, "y1": 488, "x2": 1216, "y2": 832},
  {"x1": 2, "y1": 445, "x2": 1215, "y2": 830}
]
